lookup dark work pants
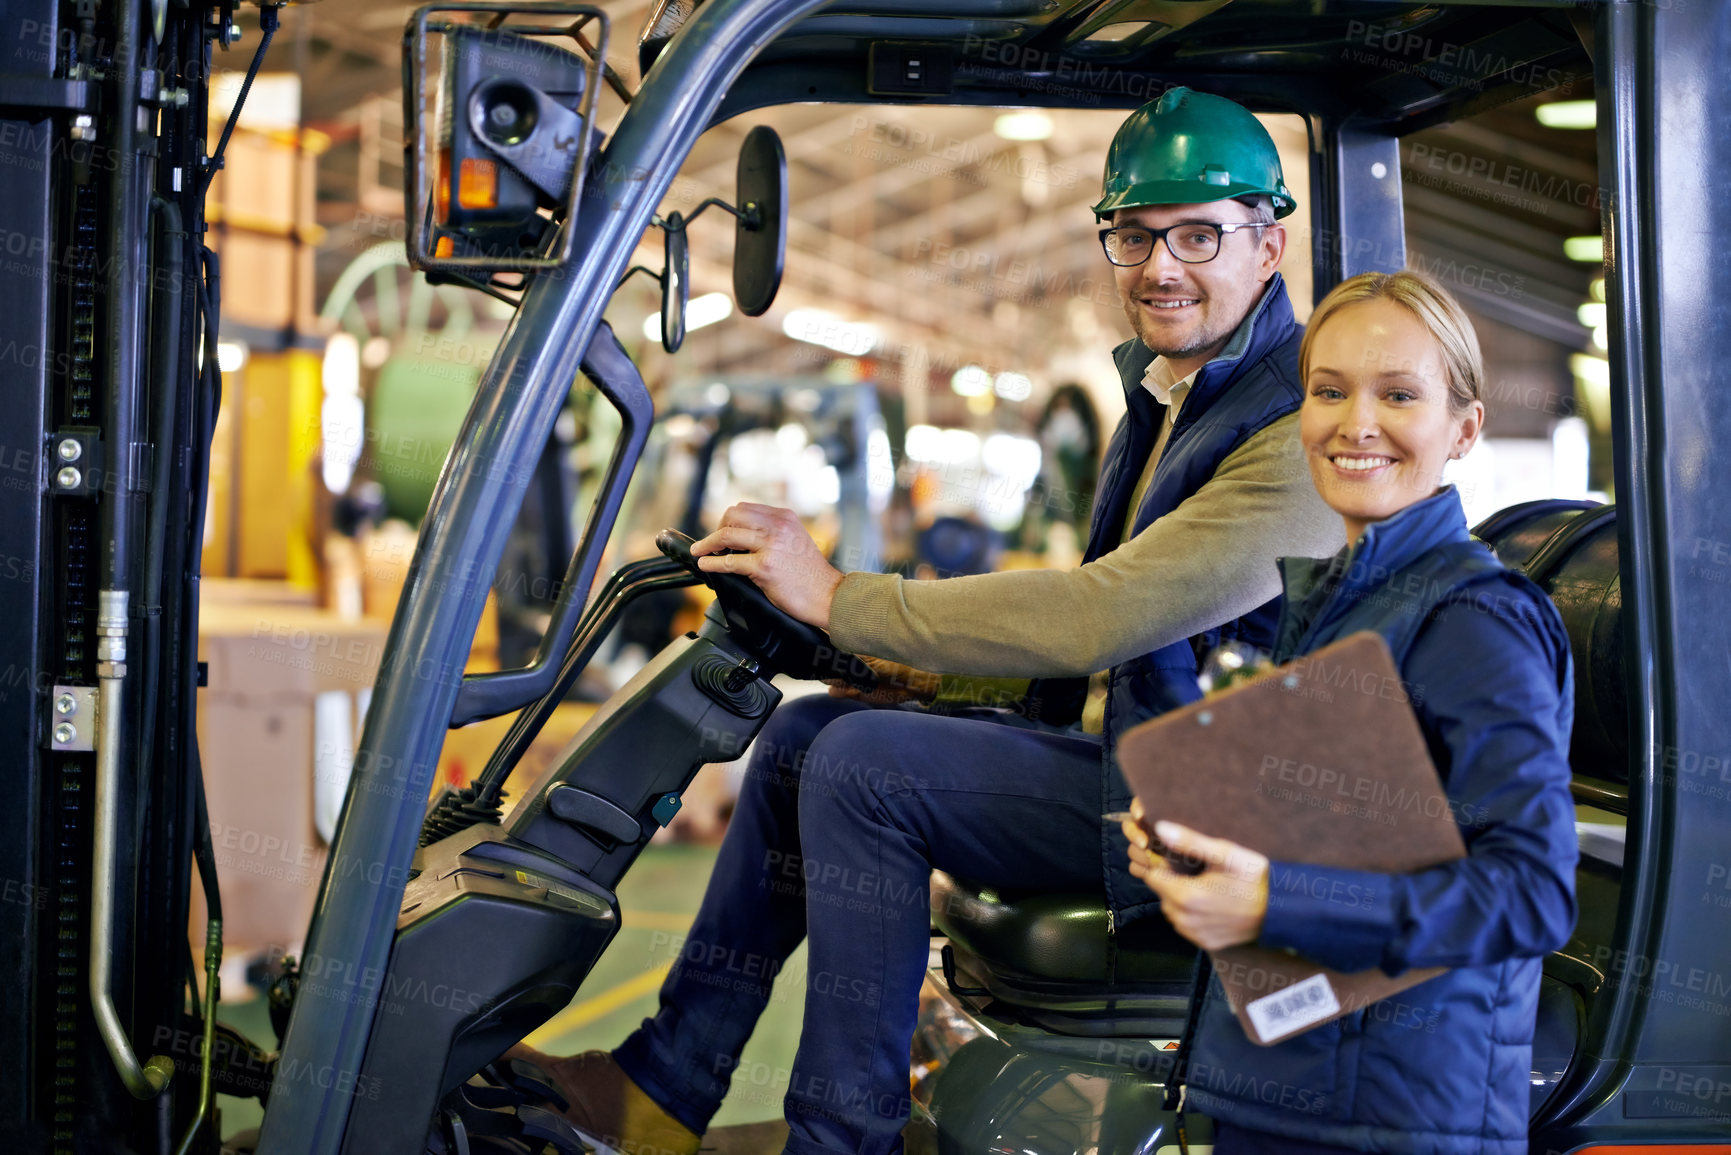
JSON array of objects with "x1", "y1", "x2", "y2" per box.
[{"x1": 612, "y1": 694, "x2": 1109, "y2": 1155}]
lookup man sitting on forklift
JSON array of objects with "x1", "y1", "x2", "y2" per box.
[{"x1": 517, "y1": 88, "x2": 1346, "y2": 1155}]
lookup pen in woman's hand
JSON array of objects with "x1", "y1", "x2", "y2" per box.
[{"x1": 1103, "y1": 811, "x2": 1207, "y2": 875}]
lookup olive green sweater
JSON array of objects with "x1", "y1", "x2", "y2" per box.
[{"x1": 827, "y1": 411, "x2": 1344, "y2": 683}]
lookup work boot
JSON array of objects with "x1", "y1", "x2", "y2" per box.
[{"x1": 505, "y1": 1046, "x2": 701, "y2": 1155}]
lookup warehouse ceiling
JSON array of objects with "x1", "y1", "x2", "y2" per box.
[{"x1": 227, "y1": 1, "x2": 1600, "y2": 430}]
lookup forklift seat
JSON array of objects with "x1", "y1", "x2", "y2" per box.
[{"x1": 930, "y1": 872, "x2": 1196, "y2": 1038}]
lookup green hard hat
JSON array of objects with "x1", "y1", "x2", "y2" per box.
[{"x1": 1093, "y1": 87, "x2": 1297, "y2": 220}]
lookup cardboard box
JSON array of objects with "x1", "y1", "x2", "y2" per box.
[
  {"x1": 202, "y1": 114, "x2": 325, "y2": 336},
  {"x1": 200, "y1": 577, "x2": 317, "y2": 607},
  {"x1": 191, "y1": 695, "x2": 325, "y2": 960},
  {"x1": 208, "y1": 230, "x2": 315, "y2": 332},
  {"x1": 205, "y1": 85, "x2": 323, "y2": 235},
  {"x1": 199, "y1": 599, "x2": 387, "y2": 701},
  {"x1": 194, "y1": 592, "x2": 387, "y2": 960},
  {"x1": 359, "y1": 519, "x2": 501, "y2": 672},
  {"x1": 206, "y1": 129, "x2": 315, "y2": 235}
]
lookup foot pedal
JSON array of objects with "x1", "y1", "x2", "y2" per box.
[
  {"x1": 472, "y1": 1057, "x2": 571, "y2": 1114},
  {"x1": 429, "y1": 1066, "x2": 589, "y2": 1154}
]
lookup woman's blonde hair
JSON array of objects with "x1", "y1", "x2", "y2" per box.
[{"x1": 1299, "y1": 270, "x2": 1484, "y2": 414}]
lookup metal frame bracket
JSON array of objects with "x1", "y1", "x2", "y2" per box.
[{"x1": 49, "y1": 685, "x2": 98, "y2": 752}]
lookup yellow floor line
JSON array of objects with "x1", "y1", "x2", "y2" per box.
[{"x1": 527, "y1": 961, "x2": 674, "y2": 1044}]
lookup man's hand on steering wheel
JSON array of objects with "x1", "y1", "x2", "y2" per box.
[{"x1": 692, "y1": 503, "x2": 846, "y2": 629}]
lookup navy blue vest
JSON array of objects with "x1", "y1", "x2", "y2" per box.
[
  {"x1": 1186, "y1": 487, "x2": 1576, "y2": 1154},
  {"x1": 1084, "y1": 274, "x2": 1308, "y2": 925}
]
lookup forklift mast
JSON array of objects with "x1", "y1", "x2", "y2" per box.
[{"x1": 0, "y1": 0, "x2": 227, "y2": 1148}]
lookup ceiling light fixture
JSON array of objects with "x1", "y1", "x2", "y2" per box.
[
  {"x1": 993, "y1": 111, "x2": 1053, "y2": 142},
  {"x1": 782, "y1": 307, "x2": 882, "y2": 356},
  {"x1": 1084, "y1": 21, "x2": 1152, "y2": 43},
  {"x1": 642, "y1": 292, "x2": 733, "y2": 342},
  {"x1": 950, "y1": 365, "x2": 992, "y2": 397},
  {"x1": 1535, "y1": 100, "x2": 1595, "y2": 129}
]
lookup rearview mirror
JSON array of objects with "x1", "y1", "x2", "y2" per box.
[
  {"x1": 661, "y1": 209, "x2": 689, "y2": 353},
  {"x1": 733, "y1": 125, "x2": 787, "y2": 317},
  {"x1": 633, "y1": 126, "x2": 786, "y2": 350}
]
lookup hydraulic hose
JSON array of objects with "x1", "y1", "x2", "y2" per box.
[
  {"x1": 92, "y1": 636, "x2": 175, "y2": 1099},
  {"x1": 176, "y1": 715, "x2": 224, "y2": 1150},
  {"x1": 201, "y1": 5, "x2": 278, "y2": 200},
  {"x1": 136, "y1": 200, "x2": 194, "y2": 1069},
  {"x1": 135, "y1": 196, "x2": 184, "y2": 771},
  {"x1": 173, "y1": 919, "x2": 222, "y2": 1155},
  {"x1": 188, "y1": 247, "x2": 224, "y2": 934},
  {"x1": 170, "y1": 239, "x2": 227, "y2": 1144}
]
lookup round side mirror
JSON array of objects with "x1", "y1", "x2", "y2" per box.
[
  {"x1": 733, "y1": 126, "x2": 787, "y2": 318},
  {"x1": 661, "y1": 209, "x2": 689, "y2": 353}
]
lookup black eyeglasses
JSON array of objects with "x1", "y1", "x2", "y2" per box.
[{"x1": 1098, "y1": 221, "x2": 1271, "y2": 267}]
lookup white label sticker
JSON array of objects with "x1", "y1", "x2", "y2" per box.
[{"x1": 1245, "y1": 972, "x2": 1340, "y2": 1041}]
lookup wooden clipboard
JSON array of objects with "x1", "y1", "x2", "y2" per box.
[{"x1": 1115, "y1": 631, "x2": 1465, "y2": 1046}]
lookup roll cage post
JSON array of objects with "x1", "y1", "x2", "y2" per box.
[
  {"x1": 1533, "y1": 0, "x2": 1703, "y2": 1143},
  {"x1": 1308, "y1": 124, "x2": 1406, "y2": 296}
]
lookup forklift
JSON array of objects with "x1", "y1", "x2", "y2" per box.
[{"x1": 2, "y1": 2, "x2": 1725, "y2": 1154}]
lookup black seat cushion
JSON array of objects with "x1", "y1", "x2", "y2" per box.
[
  {"x1": 933, "y1": 872, "x2": 1195, "y2": 984},
  {"x1": 931, "y1": 873, "x2": 1197, "y2": 1034}
]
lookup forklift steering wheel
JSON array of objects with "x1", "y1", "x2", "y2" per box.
[{"x1": 656, "y1": 529, "x2": 879, "y2": 692}]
